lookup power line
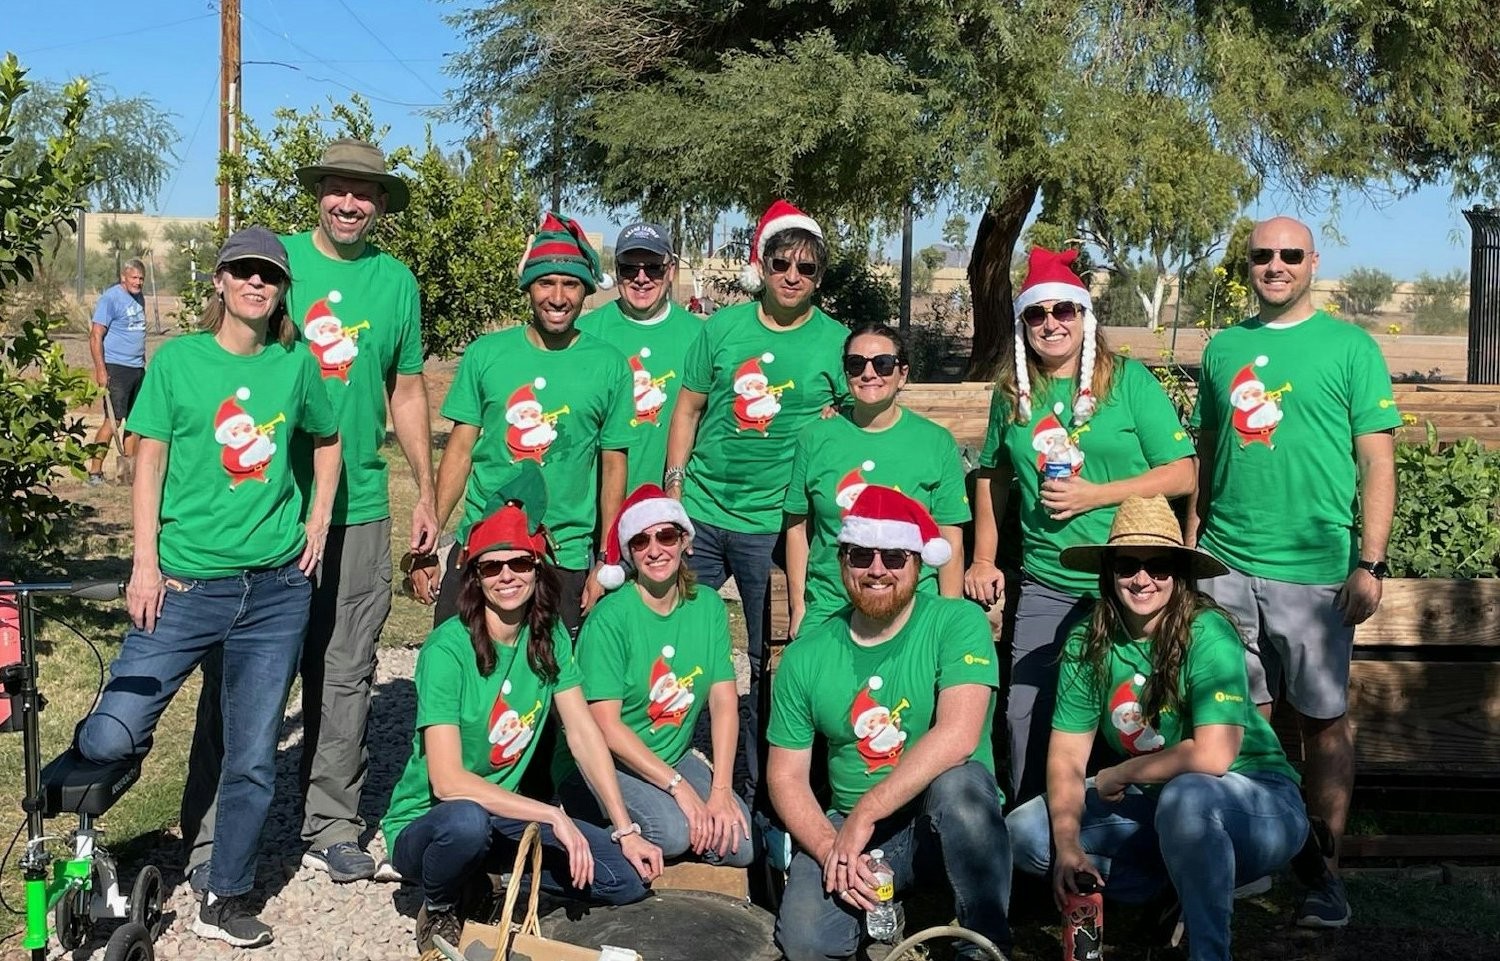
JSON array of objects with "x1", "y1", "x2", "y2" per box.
[
  {"x1": 242, "y1": 60, "x2": 445, "y2": 110},
  {"x1": 240, "y1": 7, "x2": 428, "y2": 108},
  {"x1": 17, "y1": 12, "x2": 216, "y2": 55},
  {"x1": 159, "y1": 75, "x2": 220, "y2": 214},
  {"x1": 330, "y1": 0, "x2": 447, "y2": 101}
]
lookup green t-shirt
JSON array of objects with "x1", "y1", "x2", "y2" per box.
[
  {"x1": 767, "y1": 594, "x2": 1001, "y2": 814},
  {"x1": 552, "y1": 584, "x2": 737, "y2": 785},
  {"x1": 785, "y1": 409, "x2": 971, "y2": 627},
  {"x1": 127, "y1": 332, "x2": 337, "y2": 579},
  {"x1": 576, "y1": 300, "x2": 704, "y2": 491},
  {"x1": 442, "y1": 326, "x2": 634, "y2": 569},
  {"x1": 381, "y1": 615, "x2": 583, "y2": 848},
  {"x1": 283, "y1": 232, "x2": 424, "y2": 526},
  {"x1": 681, "y1": 301, "x2": 849, "y2": 534},
  {"x1": 978, "y1": 358, "x2": 1194, "y2": 595},
  {"x1": 1189, "y1": 311, "x2": 1402, "y2": 584},
  {"x1": 1052, "y1": 609, "x2": 1299, "y2": 784}
]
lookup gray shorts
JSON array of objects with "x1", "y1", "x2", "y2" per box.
[{"x1": 1200, "y1": 568, "x2": 1353, "y2": 719}]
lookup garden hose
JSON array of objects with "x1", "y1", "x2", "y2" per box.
[{"x1": 886, "y1": 924, "x2": 1008, "y2": 961}]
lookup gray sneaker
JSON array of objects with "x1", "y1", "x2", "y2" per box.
[
  {"x1": 87, "y1": 473, "x2": 106, "y2": 487},
  {"x1": 302, "y1": 841, "x2": 377, "y2": 882},
  {"x1": 192, "y1": 892, "x2": 273, "y2": 947},
  {"x1": 1297, "y1": 873, "x2": 1351, "y2": 929}
]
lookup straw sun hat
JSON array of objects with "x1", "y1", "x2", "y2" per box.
[{"x1": 1059, "y1": 495, "x2": 1229, "y2": 580}]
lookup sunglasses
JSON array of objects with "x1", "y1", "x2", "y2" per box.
[
  {"x1": 843, "y1": 353, "x2": 902, "y2": 377},
  {"x1": 1248, "y1": 247, "x2": 1307, "y2": 266},
  {"x1": 627, "y1": 525, "x2": 685, "y2": 552},
  {"x1": 222, "y1": 260, "x2": 287, "y2": 286},
  {"x1": 1020, "y1": 301, "x2": 1082, "y2": 326},
  {"x1": 769, "y1": 257, "x2": 818, "y2": 278},
  {"x1": 474, "y1": 556, "x2": 538, "y2": 578},
  {"x1": 842, "y1": 546, "x2": 914, "y2": 570},
  {"x1": 1110, "y1": 555, "x2": 1177, "y2": 581},
  {"x1": 617, "y1": 261, "x2": 669, "y2": 281}
]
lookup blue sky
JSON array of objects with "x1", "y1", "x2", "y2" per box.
[{"x1": 7, "y1": 0, "x2": 1481, "y2": 280}]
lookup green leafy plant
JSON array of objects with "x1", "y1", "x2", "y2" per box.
[{"x1": 1387, "y1": 424, "x2": 1500, "y2": 578}]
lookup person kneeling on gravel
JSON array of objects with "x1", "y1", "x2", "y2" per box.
[{"x1": 381, "y1": 462, "x2": 662, "y2": 955}]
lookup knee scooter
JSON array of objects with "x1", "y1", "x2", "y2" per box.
[{"x1": 1, "y1": 579, "x2": 164, "y2": 961}]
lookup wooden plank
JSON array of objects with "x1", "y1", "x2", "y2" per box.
[
  {"x1": 1355, "y1": 579, "x2": 1500, "y2": 648},
  {"x1": 1346, "y1": 661, "x2": 1500, "y2": 772},
  {"x1": 654, "y1": 862, "x2": 749, "y2": 900},
  {"x1": 1341, "y1": 835, "x2": 1500, "y2": 861},
  {"x1": 768, "y1": 567, "x2": 790, "y2": 643}
]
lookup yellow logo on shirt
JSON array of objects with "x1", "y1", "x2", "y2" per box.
[
  {"x1": 963, "y1": 653, "x2": 991, "y2": 666},
  {"x1": 1214, "y1": 691, "x2": 1244, "y2": 704}
]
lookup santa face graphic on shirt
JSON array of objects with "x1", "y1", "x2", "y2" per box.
[
  {"x1": 851, "y1": 676, "x2": 908, "y2": 773},
  {"x1": 631, "y1": 356, "x2": 668, "y2": 425},
  {"x1": 1109, "y1": 675, "x2": 1165, "y2": 755},
  {"x1": 1228, "y1": 356, "x2": 1287, "y2": 449}
]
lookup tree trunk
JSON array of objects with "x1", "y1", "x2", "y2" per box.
[{"x1": 965, "y1": 181, "x2": 1038, "y2": 381}]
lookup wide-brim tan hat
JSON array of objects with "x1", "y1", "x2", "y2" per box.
[
  {"x1": 295, "y1": 138, "x2": 409, "y2": 213},
  {"x1": 1059, "y1": 494, "x2": 1229, "y2": 579}
]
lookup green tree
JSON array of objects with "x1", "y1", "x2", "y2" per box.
[
  {"x1": 160, "y1": 221, "x2": 217, "y2": 295},
  {"x1": 0, "y1": 55, "x2": 103, "y2": 565},
  {"x1": 98, "y1": 217, "x2": 150, "y2": 263},
  {"x1": 1338, "y1": 267, "x2": 1398, "y2": 318},
  {"x1": 941, "y1": 213, "x2": 970, "y2": 249},
  {"x1": 912, "y1": 244, "x2": 947, "y2": 295},
  {"x1": 1405, "y1": 269, "x2": 1470, "y2": 334},
  {"x1": 216, "y1": 98, "x2": 534, "y2": 358}
]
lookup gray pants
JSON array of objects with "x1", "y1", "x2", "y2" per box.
[
  {"x1": 1006, "y1": 577, "x2": 1092, "y2": 806},
  {"x1": 183, "y1": 519, "x2": 393, "y2": 876}
]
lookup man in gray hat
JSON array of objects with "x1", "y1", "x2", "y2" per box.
[
  {"x1": 184, "y1": 138, "x2": 436, "y2": 884},
  {"x1": 576, "y1": 223, "x2": 702, "y2": 490}
]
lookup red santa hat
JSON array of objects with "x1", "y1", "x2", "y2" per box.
[
  {"x1": 649, "y1": 646, "x2": 677, "y2": 698},
  {"x1": 836, "y1": 461, "x2": 876, "y2": 501},
  {"x1": 1230, "y1": 356, "x2": 1270, "y2": 407},
  {"x1": 1012, "y1": 247, "x2": 1099, "y2": 425},
  {"x1": 597, "y1": 483, "x2": 696, "y2": 590},
  {"x1": 733, "y1": 353, "x2": 775, "y2": 394},
  {"x1": 506, "y1": 378, "x2": 546, "y2": 424},
  {"x1": 1031, "y1": 407, "x2": 1069, "y2": 452},
  {"x1": 850, "y1": 676, "x2": 887, "y2": 737},
  {"x1": 214, "y1": 387, "x2": 255, "y2": 445},
  {"x1": 838, "y1": 484, "x2": 952, "y2": 567},
  {"x1": 303, "y1": 290, "x2": 342, "y2": 332},
  {"x1": 740, "y1": 200, "x2": 823, "y2": 292},
  {"x1": 629, "y1": 347, "x2": 651, "y2": 377},
  {"x1": 1110, "y1": 673, "x2": 1148, "y2": 727}
]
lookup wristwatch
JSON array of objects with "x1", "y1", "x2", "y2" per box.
[
  {"x1": 665, "y1": 772, "x2": 684, "y2": 796},
  {"x1": 1355, "y1": 559, "x2": 1390, "y2": 579},
  {"x1": 610, "y1": 821, "x2": 642, "y2": 843}
]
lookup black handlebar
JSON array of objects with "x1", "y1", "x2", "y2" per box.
[{"x1": 0, "y1": 579, "x2": 126, "y2": 600}]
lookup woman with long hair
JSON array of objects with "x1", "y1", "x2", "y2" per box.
[
  {"x1": 382, "y1": 463, "x2": 663, "y2": 956},
  {"x1": 75, "y1": 227, "x2": 341, "y2": 948},
  {"x1": 1006, "y1": 495, "x2": 1309, "y2": 961},
  {"x1": 965, "y1": 247, "x2": 1196, "y2": 803},
  {"x1": 554, "y1": 484, "x2": 753, "y2": 866},
  {"x1": 784, "y1": 322, "x2": 969, "y2": 637}
]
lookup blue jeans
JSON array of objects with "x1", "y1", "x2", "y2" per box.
[
  {"x1": 775, "y1": 761, "x2": 1012, "y2": 961},
  {"x1": 683, "y1": 519, "x2": 779, "y2": 803},
  {"x1": 557, "y1": 752, "x2": 755, "y2": 867},
  {"x1": 390, "y1": 800, "x2": 650, "y2": 910},
  {"x1": 1007, "y1": 771, "x2": 1309, "y2": 961},
  {"x1": 76, "y1": 562, "x2": 310, "y2": 896}
]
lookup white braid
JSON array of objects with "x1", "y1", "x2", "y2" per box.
[
  {"x1": 1073, "y1": 308, "x2": 1099, "y2": 423},
  {"x1": 1013, "y1": 322, "x2": 1032, "y2": 422}
]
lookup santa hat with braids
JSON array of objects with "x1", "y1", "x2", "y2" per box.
[{"x1": 1013, "y1": 247, "x2": 1099, "y2": 424}]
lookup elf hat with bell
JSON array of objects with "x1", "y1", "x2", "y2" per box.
[
  {"x1": 597, "y1": 483, "x2": 696, "y2": 590},
  {"x1": 466, "y1": 461, "x2": 552, "y2": 559},
  {"x1": 1012, "y1": 247, "x2": 1099, "y2": 424},
  {"x1": 740, "y1": 199, "x2": 822, "y2": 292},
  {"x1": 518, "y1": 211, "x2": 614, "y2": 294},
  {"x1": 215, "y1": 388, "x2": 256, "y2": 445},
  {"x1": 837, "y1": 484, "x2": 952, "y2": 567}
]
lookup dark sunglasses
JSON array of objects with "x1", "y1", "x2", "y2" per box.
[
  {"x1": 842, "y1": 546, "x2": 913, "y2": 570},
  {"x1": 617, "y1": 261, "x2": 669, "y2": 281},
  {"x1": 1020, "y1": 301, "x2": 1082, "y2": 325},
  {"x1": 474, "y1": 556, "x2": 538, "y2": 578},
  {"x1": 769, "y1": 257, "x2": 818, "y2": 278},
  {"x1": 1110, "y1": 555, "x2": 1177, "y2": 581},
  {"x1": 222, "y1": 260, "x2": 287, "y2": 286},
  {"x1": 843, "y1": 353, "x2": 902, "y2": 377},
  {"x1": 1249, "y1": 247, "x2": 1307, "y2": 266},
  {"x1": 627, "y1": 525, "x2": 685, "y2": 552}
]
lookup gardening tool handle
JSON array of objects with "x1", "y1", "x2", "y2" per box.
[
  {"x1": 69, "y1": 580, "x2": 126, "y2": 601},
  {"x1": 495, "y1": 822, "x2": 546, "y2": 957}
]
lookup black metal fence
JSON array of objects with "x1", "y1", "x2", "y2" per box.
[{"x1": 1465, "y1": 207, "x2": 1500, "y2": 384}]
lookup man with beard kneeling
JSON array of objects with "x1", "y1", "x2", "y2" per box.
[{"x1": 766, "y1": 485, "x2": 1013, "y2": 961}]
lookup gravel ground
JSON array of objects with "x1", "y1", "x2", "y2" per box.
[{"x1": 49, "y1": 641, "x2": 753, "y2": 961}]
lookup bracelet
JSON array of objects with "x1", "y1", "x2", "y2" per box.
[
  {"x1": 663, "y1": 465, "x2": 686, "y2": 489},
  {"x1": 665, "y1": 772, "x2": 684, "y2": 796},
  {"x1": 610, "y1": 821, "x2": 642, "y2": 843}
]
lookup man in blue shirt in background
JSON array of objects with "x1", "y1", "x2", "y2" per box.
[{"x1": 86, "y1": 258, "x2": 149, "y2": 484}]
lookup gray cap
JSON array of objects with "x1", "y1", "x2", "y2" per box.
[
  {"x1": 215, "y1": 226, "x2": 292, "y2": 280},
  {"x1": 614, "y1": 222, "x2": 674, "y2": 259}
]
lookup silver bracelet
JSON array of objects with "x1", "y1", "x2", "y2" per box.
[
  {"x1": 610, "y1": 821, "x2": 642, "y2": 843},
  {"x1": 663, "y1": 465, "x2": 686, "y2": 489},
  {"x1": 665, "y1": 772, "x2": 684, "y2": 796}
]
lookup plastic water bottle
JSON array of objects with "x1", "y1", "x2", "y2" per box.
[
  {"x1": 865, "y1": 849, "x2": 898, "y2": 941},
  {"x1": 1062, "y1": 872, "x2": 1104, "y2": 961},
  {"x1": 1044, "y1": 442, "x2": 1074, "y2": 480}
]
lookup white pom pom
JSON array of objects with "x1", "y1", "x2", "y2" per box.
[
  {"x1": 762, "y1": 352, "x2": 775, "y2": 363},
  {"x1": 1133, "y1": 673, "x2": 1147, "y2": 686},
  {"x1": 868, "y1": 675, "x2": 883, "y2": 691},
  {"x1": 662, "y1": 645, "x2": 675, "y2": 658},
  {"x1": 922, "y1": 538, "x2": 953, "y2": 567},
  {"x1": 1073, "y1": 391, "x2": 1097, "y2": 422},
  {"x1": 236, "y1": 387, "x2": 250, "y2": 400},
  {"x1": 640, "y1": 347, "x2": 651, "y2": 359},
  {"x1": 534, "y1": 377, "x2": 547, "y2": 389},
  {"x1": 862, "y1": 460, "x2": 875, "y2": 471},
  {"x1": 596, "y1": 271, "x2": 615, "y2": 291},
  {"x1": 502, "y1": 679, "x2": 512, "y2": 695},
  {"x1": 1054, "y1": 401, "x2": 1065, "y2": 416},
  {"x1": 327, "y1": 290, "x2": 342, "y2": 304},
  {"x1": 739, "y1": 262, "x2": 763, "y2": 292},
  {"x1": 1255, "y1": 355, "x2": 1269, "y2": 367},
  {"x1": 596, "y1": 564, "x2": 625, "y2": 590}
]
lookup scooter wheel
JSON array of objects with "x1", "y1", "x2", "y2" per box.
[
  {"x1": 55, "y1": 883, "x2": 92, "y2": 950},
  {"x1": 104, "y1": 921, "x2": 154, "y2": 961},
  {"x1": 130, "y1": 864, "x2": 165, "y2": 939}
]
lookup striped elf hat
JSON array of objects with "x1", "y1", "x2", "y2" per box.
[{"x1": 518, "y1": 211, "x2": 614, "y2": 294}]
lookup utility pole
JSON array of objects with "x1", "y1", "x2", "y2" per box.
[
  {"x1": 899, "y1": 200, "x2": 914, "y2": 332},
  {"x1": 219, "y1": 0, "x2": 241, "y2": 235}
]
